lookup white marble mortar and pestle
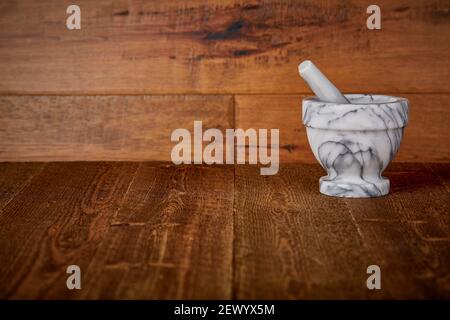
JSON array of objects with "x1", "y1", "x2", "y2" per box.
[{"x1": 298, "y1": 60, "x2": 409, "y2": 198}]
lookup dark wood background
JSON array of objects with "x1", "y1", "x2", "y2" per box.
[
  {"x1": 0, "y1": 0, "x2": 449, "y2": 162},
  {"x1": 0, "y1": 1, "x2": 449, "y2": 300}
]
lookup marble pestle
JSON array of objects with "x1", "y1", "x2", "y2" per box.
[{"x1": 298, "y1": 60, "x2": 349, "y2": 104}]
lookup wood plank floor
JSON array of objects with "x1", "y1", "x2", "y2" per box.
[{"x1": 0, "y1": 162, "x2": 448, "y2": 299}]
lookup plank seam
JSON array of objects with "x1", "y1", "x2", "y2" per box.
[{"x1": 231, "y1": 94, "x2": 237, "y2": 299}]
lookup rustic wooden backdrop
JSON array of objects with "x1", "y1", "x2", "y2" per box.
[{"x1": 1, "y1": 0, "x2": 449, "y2": 162}]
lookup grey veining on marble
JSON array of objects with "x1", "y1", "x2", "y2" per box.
[{"x1": 302, "y1": 94, "x2": 409, "y2": 198}]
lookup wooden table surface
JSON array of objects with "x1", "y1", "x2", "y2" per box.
[{"x1": 0, "y1": 162, "x2": 449, "y2": 299}]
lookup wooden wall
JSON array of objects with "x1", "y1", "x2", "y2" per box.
[{"x1": 1, "y1": 0, "x2": 449, "y2": 162}]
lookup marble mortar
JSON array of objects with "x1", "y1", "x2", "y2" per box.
[{"x1": 302, "y1": 94, "x2": 409, "y2": 198}]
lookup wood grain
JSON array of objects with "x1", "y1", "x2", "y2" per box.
[
  {"x1": 0, "y1": 162, "x2": 139, "y2": 299},
  {"x1": 234, "y1": 164, "x2": 371, "y2": 299},
  {"x1": 428, "y1": 163, "x2": 450, "y2": 192},
  {"x1": 0, "y1": 162, "x2": 448, "y2": 298},
  {"x1": 235, "y1": 94, "x2": 450, "y2": 163},
  {"x1": 234, "y1": 163, "x2": 450, "y2": 299},
  {"x1": 1, "y1": 93, "x2": 449, "y2": 162},
  {"x1": 0, "y1": 162, "x2": 234, "y2": 299},
  {"x1": 80, "y1": 164, "x2": 234, "y2": 299},
  {"x1": 0, "y1": 163, "x2": 45, "y2": 210},
  {"x1": 342, "y1": 163, "x2": 450, "y2": 298},
  {"x1": 0, "y1": 0, "x2": 449, "y2": 94},
  {"x1": 0, "y1": 95, "x2": 233, "y2": 161}
]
